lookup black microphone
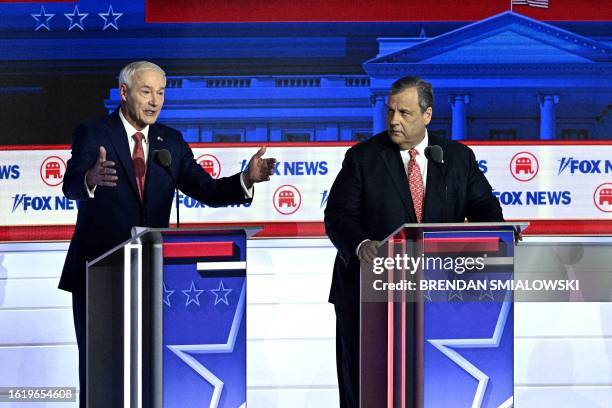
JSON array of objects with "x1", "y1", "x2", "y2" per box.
[
  {"x1": 156, "y1": 148, "x2": 172, "y2": 168},
  {"x1": 424, "y1": 144, "x2": 448, "y2": 220},
  {"x1": 424, "y1": 145, "x2": 444, "y2": 164},
  {"x1": 154, "y1": 149, "x2": 180, "y2": 228}
]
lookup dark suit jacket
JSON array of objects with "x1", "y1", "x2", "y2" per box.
[
  {"x1": 59, "y1": 109, "x2": 251, "y2": 294},
  {"x1": 324, "y1": 131, "x2": 503, "y2": 311}
]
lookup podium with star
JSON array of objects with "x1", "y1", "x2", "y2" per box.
[
  {"x1": 86, "y1": 227, "x2": 258, "y2": 408},
  {"x1": 359, "y1": 222, "x2": 525, "y2": 408}
]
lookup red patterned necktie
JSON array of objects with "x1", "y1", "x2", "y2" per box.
[
  {"x1": 408, "y1": 148, "x2": 424, "y2": 222},
  {"x1": 132, "y1": 132, "x2": 146, "y2": 202}
]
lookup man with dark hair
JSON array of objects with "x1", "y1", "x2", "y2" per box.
[
  {"x1": 59, "y1": 61, "x2": 276, "y2": 407},
  {"x1": 325, "y1": 76, "x2": 503, "y2": 407},
  {"x1": 389, "y1": 76, "x2": 434, "y2": 113}
]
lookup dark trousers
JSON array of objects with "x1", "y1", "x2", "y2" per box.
[
  {"x1": 335, "y1": 304, "x2": 359, "y2": 408},
  {"x1": 72, "y1": 292, "x2": 86, "y2": 408}
]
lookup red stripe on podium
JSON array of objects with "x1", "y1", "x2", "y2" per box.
[
  {"x1": 424, "y1": 237, "x2": 500, "y2": 253},
  {"x1": 163, "y1": 241, "x2": 234, "y2": 258}
]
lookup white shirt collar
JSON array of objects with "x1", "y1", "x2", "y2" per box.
[
  {"x1": 401, "y1": 129, "x2": 429, "y2": 156},
  {"x1": 415, "y1": 129, "x2": 428, "y2": 156},
  {"x1": 119, "y1": 108, "x2": 149, "y2": 142}
]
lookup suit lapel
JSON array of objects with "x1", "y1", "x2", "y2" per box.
[
  {"x1": 377, "y1": 133, "x2": 416, "y2": 222},
  {"x1": 106, "y1": 109, "x2": 140, "y2": 202}
]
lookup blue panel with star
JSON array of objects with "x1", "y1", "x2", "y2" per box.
[
  {"x1": 423, "y1": 229, "x2": 515, "y2": 408},
  {"x1": 161, "y1": 230, "x2": 247, "y2": 408}
]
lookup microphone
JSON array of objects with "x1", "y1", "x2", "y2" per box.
[
  {"x1": 156, "y1": 148, "x2": 172, "y2": 168},
  {"x1": 154, "y1": 149, "x2": 180, "y2": 228},
  {"x1": 424, "y1": 144, "x2": 447, "y2": 220},
  {"x1": 424, "y1": 145, "x2": 444, "y2": 164}
]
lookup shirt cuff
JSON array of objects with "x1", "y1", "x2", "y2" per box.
[
  {"x1": 84, "y1": 173, "x2": 96, "y2": 198},
  {"x1": 240, "y1": 171, "x2": 254, "y2": 199},
  {"x1": 356, "y1": 239, "x2": 371, "y2": 257}
]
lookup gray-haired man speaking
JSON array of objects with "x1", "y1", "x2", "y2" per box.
[{"x1": 59, "y1": 61, "x2": 276, "y2": 407}]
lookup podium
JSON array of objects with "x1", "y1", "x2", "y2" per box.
[
  {"x1": 86, "y1": 227, "x2": 259, "y2": 408},
  {"x1": 360, "y1": 223, "x2": 525, "y2": 408}
]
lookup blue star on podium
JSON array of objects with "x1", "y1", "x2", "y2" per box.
[
  {"x1": 64, "y1": 5, "x2": 88, "y2": 31},
  {"x1": 210, "y1": 280, "x2": 233, "y2": 306},
  {"x1": 31, "y1": 6, "x2": 54, "y2": 31},
  {"x1": 168, "y1": 283, "x2": 246, "y2": 408},
  {"x1": 182, "y1": 280, "x2": 204, "y2": 307},
  {"x1": 428, "y1": 295, "x2": 513, "y2": 408},
  {"x1": 98, "y1": 5, "x2": 122, "y2": 31}
]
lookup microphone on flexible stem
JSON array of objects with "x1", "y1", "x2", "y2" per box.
[
  {"x1": 424, "y1": 144, "x2": 448, "y2": 220},
  {"x1": 424, "y1": 145, "x2": 444, "y2": 164},
  {"x1": 154, "y1": 149, "x2": 180, "y2": 228}
]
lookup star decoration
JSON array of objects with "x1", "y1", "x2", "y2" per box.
[
  {"x1": 448, "y1": 286, "x2": 463, "y2": 301},
  {"x1": 163, "y1": 282, "x2": 175, "y2": 307},
  {"x1": 182, "y1": 280, "x2": 204, "y2": 307},
  {"x1": 478, "y1": 276, "x2": 495, "y2": 301},
  {"x1": 428, "y1": 295, "x2": 513, "y2": 408},
  {"x1": 98, "y1": 5, "x2": 122, "y2": 31},
  {"x1": 31, "y1": 5, "x2": 54, "y2": 32},
  {"x1": 210, "y1": 280, "x2": 233, "y2": 306},
  {"x1": 168, "y1": 283, "x2": 246, "y2": 408},
  {"x1": 64, "y1": 5, "x2": 88, "y2": 31}
]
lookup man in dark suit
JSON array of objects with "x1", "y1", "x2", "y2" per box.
[
  {"x1": 59, "y1": 61, "x2": 276, "y2": 407},
  {"x1": 324, "y1": 76, "x2": 503, "y2": 407}
]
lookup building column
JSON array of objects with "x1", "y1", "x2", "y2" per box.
[
  {"x1": 539, "y1": 94, "x2": 559, "y2": 140},
  {"x1": 450, "y1": 95, "x2": 470, "y2": 140},
  {"x1": 372, "y1": 94, "x2": 387, "y2": 135}
]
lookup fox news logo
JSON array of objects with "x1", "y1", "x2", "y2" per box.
[
  {"x1": 242, "y1": 160, "x2": 328, "y2": 176},
  {"x1": 177, "y1": 193, "x2": 251, "y2": 209},
  {"x1": 558, "y1": 158, "x2": 612, "y2": 175},
  {"x1": 493, "y1": 190, "x2": 571, "y2": 206},
  {"x1": 12, "y1": 194, "x2": 76, "y2": 212}
]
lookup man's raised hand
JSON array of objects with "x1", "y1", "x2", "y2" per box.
[
  {"x1": 244, "y1": 146, "x2": 277, "y2": 189},
  {"x1": 86, "y1": 146, "x2": 118, "y2": 188}
]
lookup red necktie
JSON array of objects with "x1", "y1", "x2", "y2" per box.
[
  {"x1": 408, "y1": 148, "x2": 424, "y2": 222},
  {"x1": 132, "y1": 132, "x2": 146, "y2": 202}
]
